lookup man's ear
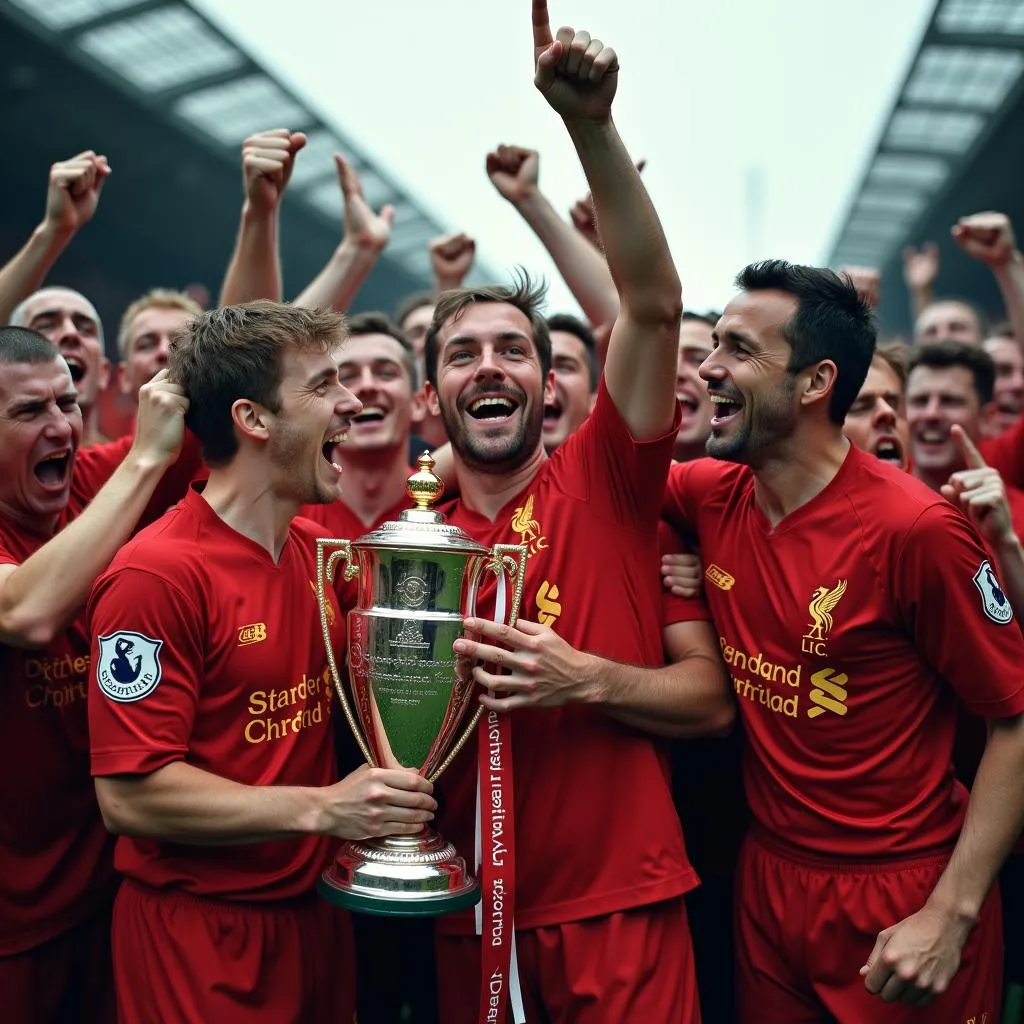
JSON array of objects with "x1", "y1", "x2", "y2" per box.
[
  {"x1": 232, "y1": 398, "x2": 271, "y2": 443},
  {"x1": 800, "y1": 359, "x2": 838, "y2": 410},
  {"x1": 424, "y1": 382, "x2": 441, "y2": 418}
]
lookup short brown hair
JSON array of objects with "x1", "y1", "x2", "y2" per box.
[
  {"x1": 345, "y1": 312, "x2": 419, "y2": 389},
  {"x1": 908, "y1": 340, "x2": 995, "y2": 406},
  {"x1": 872, "y1": 341, "x2": 909, "y2": 389},
  {"x1": 423, "y1": 271, "x2": 550, "y2": 389},
  {"x1": 169, "y1": 301, "x2": 346, "y2": 466},
  {"x1": 118, "y1": 288, "x2": 203, "y2": 360}
]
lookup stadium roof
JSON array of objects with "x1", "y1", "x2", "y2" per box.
[
  {"x1": 827, "y1": 0, "x2": 1024, "y2": 335},
  {"x1": 0, "y1": 0, "x2": 485, "y2": 346}
]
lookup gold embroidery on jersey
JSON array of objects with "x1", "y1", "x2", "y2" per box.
[
  {"x1": 705, "y1": 564, "x2": 735, "y2": 591},
  {"x1": 801, "y1": 579, "x2": 847, "y2": 656},
  {"x1": 806, "y1": 668, "x2": 850, "y2": 719},
  {"x1": 237, "y1": 623, "x2": 267, "y2": 646},
  {"x1": 511, "y1": 494, "x2": 549, "y2": 556},
  {"x1": 536, "y1": 580, "x2": 562, "y2": 627}
]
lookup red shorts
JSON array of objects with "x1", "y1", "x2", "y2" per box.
[
  {"x1": 113, "y1": 880, "x2": 357, "y2": 1024},
  {"x1": 0, "y1": 897, "x2": 115, "y2": 1024},
  {"x1": 436, "y1": 897, "x2": 701, "y2": 1024},
  {"x1": 736, "y1": 828, "x2": 1003, "y2": 1024}
]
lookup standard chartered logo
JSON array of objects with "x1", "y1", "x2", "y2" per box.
[{"x1": 806, "y1": 668, "x2": 849, "y2": 718}]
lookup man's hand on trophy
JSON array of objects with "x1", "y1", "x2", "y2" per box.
[
  {"x1": 455, "y1": 617, "x2": 599, "y2": 711},
  {"x1": 323, "y1": 766, "x2": 436, "y2": 840}
]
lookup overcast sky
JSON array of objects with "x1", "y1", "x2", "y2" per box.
[{"x1": 194, "y1": 0, "x2": 935, "y2": 315}]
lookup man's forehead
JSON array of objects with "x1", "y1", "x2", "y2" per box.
[
  {"x1": 338, "y1": 333, "x2": 407, "y2": 363},
  {"x1": 0, "y1": 359, "x2": 74, "y2": 402},
  {"x1": 720, "y1": 290, "x2": 797, "y2": 335},
  {"x1": 861, "y1": 361, "x2": 902, "y2": 396},
  {"x1": 678, "y1": 320, "x2": 713, "y2": 350},
  {"x1": 906, "y1": 363, "x2": 974, "y2": 394},
  {"x1": 130, "y1": 306, "x2": 191, "y2": 335},
  {"x1": 439, "y1": 302, "x2": 533, "y2": 341},
  {"x1": 23, "y1": 288, "x2": 99, "y2": 323}
]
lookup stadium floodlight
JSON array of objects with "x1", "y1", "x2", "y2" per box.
[
  {"x1": 77, "y1": 6, "x2": 245, "y2": 94},
  {"x1": 174, "y1": 75, "x2": 310, "y2": 146},
  {"x1": 7, "y1": 0, "x2": 143, "y2": 31},
  {"x1": 288, "y1": 129, "x2": 364, "y2": 189},
  {"x1": 867, "y1": 154, "x2": 949, "y2": 192},
  {"x1": 884, "y1": 108, "x2": 985, "y2": 154},
  {"x1": 936, "y1": 0, "x2": 1024, "y2": 36},
  {"x1": 904, "y1": 46, "x2": 1024, "y2": 111}
]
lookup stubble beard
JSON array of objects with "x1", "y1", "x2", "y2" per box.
[{"x1": 442, "y1": 401, "x2": 544, "y2": 475}]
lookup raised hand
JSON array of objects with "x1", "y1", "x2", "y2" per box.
[
  {"x1": 241, "y1": 128, "x2": 307, "y2": 214},
  {"x1": 131, "y1": 368, "x2": 189, "y2": 467},
  {"x1": 902, "y1": 243, "x2": 939, "y2": 292},
  {"x1": 840, "y1": 266, "x2": 882, "y2": 309},
  {"x1": 532, "y1": 0, "x2": 619, "y2": 122},
  {"x1": 486, "y1": 145, "x2": 539, "y2": 205},
  {"x1": 336, "y1": 154, "x2": 393, "y2": 253},
  {"x1": 428, "y1": 232, "x2": 476, "y2": 290},
  {"x1": 941, "y1": 425, "x2": 1015, "y2": 545},
  {"x1": 44, "y1": 150, "x2": 110, "y2": 237},
  {"x1": 952, "y1": 211, "x2": 1018, "y2": 269}
]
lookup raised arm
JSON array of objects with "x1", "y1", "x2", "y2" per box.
[
  {"x1": 533, "y1": 0, "x2": 681, "y2": 439},
  {"x1": 952, "y1": 211, "x2": 1024, "y2": 349},
  {"x1": 427, "y1": 232, "x2": 476, "y2": 293},
  {"x1": 486, "y1": 145, "x2": 619, "y2": 332},
  {"x1": 902, "y1": 243, "x2": 939, "y2": 324},
  {"x1": 0, "y1": 151, "x2": 109, "y2": 324},
  {"x1": 219, "y1": 129, "x2": 306, "y2": 306},
  {"x1": 294, "y1": 155, "x2": 394, "y2": 311},
  {"x1": 457, "y1": 616, "x2": 734, "y2": 740},
  {"x1": 0, "y1": 371, "x2": 186, "y2": 649}
]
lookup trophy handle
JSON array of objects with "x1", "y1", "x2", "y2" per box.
[
  {"x1": 428, "y1": 542, "x2": 529, "y2": 782},
  {"x1": 315, "y1": 538, "x2": 374, "y2": 766}
]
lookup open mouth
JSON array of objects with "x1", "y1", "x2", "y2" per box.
[
  {"x1": 914, "y1": 427, "x2": 948, "y2": 447},
  {"x1": 34, "y1": 451, "x2": 72, "y2": 488},
  {"x1": 872, "y1": 437, "x2": 904, "y2": 466},
  {"x1": 709, "y1": 392, "x2": 743, "y2": 425},
  {"x1": 64, "y1": 357, "x2": 85, "y2": 384},
  {"x1": 352, "y1": 407, "x2": 386, "y2": 425},
  {"x1": 321, "y1": 428, "x2": 348, "y2": 471},
  {"x1": 543, "y1": 399, "x2": 563, "y2": 424},
  {"x1": 467, "y1": 395, "x2": 519, "y2": 421}
]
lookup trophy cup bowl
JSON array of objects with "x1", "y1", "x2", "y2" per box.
[{"x1": 315, "y1": 454, "x2": 527, "y2": 916}]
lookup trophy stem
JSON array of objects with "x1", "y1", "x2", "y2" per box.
[{"x1": 318, "y1": 827, "x2": 481, "y2": 918}]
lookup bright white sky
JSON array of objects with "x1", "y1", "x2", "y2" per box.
[{"x1": 194, "y1": 0, "x2": 935, "y2": 315}]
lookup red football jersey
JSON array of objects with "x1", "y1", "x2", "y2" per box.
[
  {"x1": 980, "y1": 415, "x2": 1024, "y2": 491},
  {"x1": 0, "y1": 434, "x2": 204, "y2": 954},
  {"x1": 663, "y1": 446, "x2": 1024, "y2": 859},
  {"x1": 88, "y1": 487, "x2": 344, "y2": 900},
  {"x1": 436, "y1": 381, "x2": 698, "y2": 932}
]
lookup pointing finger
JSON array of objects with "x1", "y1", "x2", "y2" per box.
[
  {"x1": 951, "y1": 423, "x2": 987, "y2": 469},
  {"x1": 532, "y1": 0, "x2": 553, "y2": 53}
]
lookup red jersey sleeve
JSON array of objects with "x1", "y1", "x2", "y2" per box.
[
  {"x1": 658, "y1": 520, "x2": 710, "y2": 627},
  {"x1": 893, "y1": 503, "x2": 1024, "y2": 718},
  {"x1": 979, "y1": 415, "x2": 1024, "y2": 491},
  {"x1": 563, "y1": 379, "x2": 681, "y2": 529},
  {"x1": 661, "y1": 458, "x2": 730, "y2": 540},
  {"x1": 88, "y1": 567, "x2": 204, "y2": 776},
  {"x1": 0, "y1": 537, "x2": 17, "y2": 568}
]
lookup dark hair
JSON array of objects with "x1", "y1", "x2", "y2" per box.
[
  {"x1": 0, "y1": 325, "x2": 60, "y2": 365},
  {"x1": 908, "y1": 340, "x2": 995, "y2": 406},
  {"x1": 682, "y1": 310, "x2": 720, "y2": 328},
  {"x1": 546, "y1": 312, "x2": 598, "y2": 392},
  {"x1": 344, "y1": 312, "x2": 419, "y2": 389},
  {"x1": 169, "y1": 301, "x2": 346, "y2": 466},
  {"x1": 395, "y1": 291, "x2": 435, "y2": 328},
  {"x1": 423, "y1": 270, "x2": 551, "y2": 389},
  {"x1": 735, "y1": 260, "x2": 876, "y2": 424}
]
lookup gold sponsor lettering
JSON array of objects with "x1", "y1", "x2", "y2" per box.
[
  {"x1": 237, "y1": 622, "x2": 267, "y2": 646},
  {"x1": 25, "y1": 679, "x2": 88, "y2": 710},
  {"x1": 807, "y1": 668, "x2": 850, "y2": 719},
  {"x1": 536, "y1": 580, "x2": 562, "y2": 627},
  {"x1": 704, "y1": 563, "x2": 735, "y2": 591},
  {"x1": 244, "y1": 669, "x2": 331, "y2": 745},
  {"x1": 24, "y1": 653, "x2": 91, "y2": 683}
]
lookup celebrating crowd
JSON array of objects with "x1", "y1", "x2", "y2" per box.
[{"x1": 2, "y1": 2, "x2": 1023, "y2": 1022}]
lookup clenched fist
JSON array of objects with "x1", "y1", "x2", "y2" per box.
[
  {"x1": 44, "y1": 150, "x2": 110, "y2": 237},
  {"x1": 241, "y1": 128, "x2": 307, "y2": 214},
  {"x1": 428, "y1": 232, "x2": 476, "y2": 290},
  {"x1": 532, "y1": 0, "x2": 619, "y2": 122},
  {"x1": 486, "y1": 145, "x2": 539, "y2": 206},
  {"x1": 952, "y1": 211, "x2": 1019, "y2": 269}
]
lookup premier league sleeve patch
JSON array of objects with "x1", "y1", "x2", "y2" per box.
[
  {"x1": 97, "y1": 631, "x2": 164, "y2": 702},
  {"x1": 973, "y1": 560, "x2": 1014, "y2": 625}
]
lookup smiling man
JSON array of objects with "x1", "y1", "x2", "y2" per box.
[
  {"x1": 87, "y1": 301, "x2": 434, "y2": 1023},
  {"x1": 0, "y1": 324, "x2": 199, "y2": 1023},
  {"x1": 540, "y1": 312, "x2": 598, "y2": 451},
  {"x1": 843, "y1": 342, "x2": 911, "y2": 471},
  {"x1": 663, "y1": 260, "x2": 1024, "y2": 1023}
]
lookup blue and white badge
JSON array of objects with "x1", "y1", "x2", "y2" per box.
[
  {"x1": 97, "y1": 631, "x2": 164, "y2": 702},
  {"x1": 973, "y1": 560, "x2": 1014, "y2": 625}
]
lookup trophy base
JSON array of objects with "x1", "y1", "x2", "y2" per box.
[{"x1": 318, "y1": 828, "x2": 481, "y2": 918}]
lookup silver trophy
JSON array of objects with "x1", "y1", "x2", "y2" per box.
[{"x1": 315, "y1": 453, "x2": 527, "y2": 916}]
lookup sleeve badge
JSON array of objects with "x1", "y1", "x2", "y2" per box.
[
  {"x1": 97, "y1": 631, "x2": 164, "y2": 702},
  {"x1": 972, "y1": 560, "x2": 1014, "y2": 625}
]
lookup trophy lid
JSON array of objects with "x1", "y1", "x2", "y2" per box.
[{"x1": 351, "y1": 451, "x2": 491, "y2": 555}]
